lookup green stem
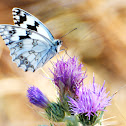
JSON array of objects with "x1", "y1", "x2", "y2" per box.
[{"x1": 63, "y1": 115, "x2": 79, "y2": 126}]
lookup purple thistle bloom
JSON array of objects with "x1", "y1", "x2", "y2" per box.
[
  {"x1": 68, "y1": 75, "x2": 111, "y2": 120},
  {"x1": 51, "y1": 56, "x2": 87, "y2": 98},
  {"x1": 27, "y1": 86, "x2": 49, "y2": 108}
]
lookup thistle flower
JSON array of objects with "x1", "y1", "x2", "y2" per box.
[
  {"x1": 68, "y1": 75, "x2": 111, "y2": 125},
  {"x1": 51, "y1": 56, "x2": 87, "y2": 98},
  {"x1": 27, "y1": 86, "x2": 49, "y2": 108}
]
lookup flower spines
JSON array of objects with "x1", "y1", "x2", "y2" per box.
[{"x1": 45, "y1": 102, "x2": 65, "y2": 122}]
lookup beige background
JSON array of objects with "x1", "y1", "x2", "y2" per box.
[{"x1": 0, "y1": 0, "x2": 126, "y2": 126}]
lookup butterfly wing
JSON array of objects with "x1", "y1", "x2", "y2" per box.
[
  {"x1": 10, "y1": 38, "x2": 56, "y2": 72},
  {"x1": 0, "y1": 24, "x2": 56, "y2": 72},
  {"x1": 12, "y1": 8, "x2": 54, "y2": 41}
]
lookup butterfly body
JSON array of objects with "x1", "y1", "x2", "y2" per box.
[{"x1": 0, "y1": 8, "x2": 62, "y2": 72}]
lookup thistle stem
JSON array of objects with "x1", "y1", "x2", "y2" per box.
[{"x1": 63, "y1": 115, "x2": 79, "y2": 126}]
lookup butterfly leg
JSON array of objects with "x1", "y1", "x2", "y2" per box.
[
  {"x1": 50, "y1": 60, "x2": 54, "y2": 67},
  {"x1": 59, "y1": 49, "x2": 71, "y2": 58}
]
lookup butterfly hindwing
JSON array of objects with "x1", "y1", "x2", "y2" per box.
[
  {"x1": 0, "y1": 24, "x2": 55, "y2": 72},
  {"x1": 10, "y1": 39, "x2": 54, "y2": 72},
  {"x1": 12, "y1": 8, "x2": 54, "y2": 41}
]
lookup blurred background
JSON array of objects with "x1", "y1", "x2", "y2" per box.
[{"x1": 0, "y1": 0, "x2": 126, "y2": 126}]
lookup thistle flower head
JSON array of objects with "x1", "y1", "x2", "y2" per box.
[
  {"x1": 68, "y1": 75, "x2": 111, "y2": 122},
  {"x1": 51, "y1": 56, "x2": 87, "y2": 98},
  {"x1": 27, "y1": 86, "x2": 49, "y2": 108}
]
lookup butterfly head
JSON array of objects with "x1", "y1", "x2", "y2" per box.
[
  {"x1": 54, "y1": 39, "x2": 62, "y2": 46},
  {"x1": 53, "y1": 39, "x2": 62, "y2": 52}
]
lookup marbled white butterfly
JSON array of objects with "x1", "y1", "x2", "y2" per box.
[{"x1": 0, "y1": 8, "x2": 62, "y2": 72}]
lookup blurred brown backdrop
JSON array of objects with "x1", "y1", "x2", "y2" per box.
[{"x1": 0, "y1": 0, "x2": 126, "y2": 126}]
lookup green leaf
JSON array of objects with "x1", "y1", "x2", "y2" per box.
[
  {"x1": 64, "y1": 115, "x2": 79, "y2": 126},
  {"x1": 94, "y1": 111, "x2": 104, "y2": 125}
]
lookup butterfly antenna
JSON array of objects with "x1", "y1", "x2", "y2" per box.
[
  {"x1": 59, "y1": 28, "x2": 77, "y2": 39},
  {"x1": 59, "y1": 28, "x2": 77, "y2": 58}
]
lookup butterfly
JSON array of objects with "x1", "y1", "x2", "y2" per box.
[{"x1": 0, "y1": 8, "x2": 62, "y2": 72}]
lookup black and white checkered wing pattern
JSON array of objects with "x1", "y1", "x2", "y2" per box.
[
  {"x1": 12, "y1": 8, "x2": 54, "y2": 41},
  {"x1": 0, "y1": 25, "x2": 55, "y2": 72}
]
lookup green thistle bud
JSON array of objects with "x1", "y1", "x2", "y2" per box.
[
  {"x1": 59, "y1": 94, "x2": 70, "y2": 113},
  {"x1": 78, "y1": 111, "x2": 104, "y2": 126},
  {"x1": 45, "y1": 102, "x2": 65, "y2": 122},
  {"x1": 79, "y1": 113, "x2": 97, "y2": 125}
]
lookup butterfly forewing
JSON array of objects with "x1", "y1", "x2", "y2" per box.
[
  {"x1": 0, "y1": 24, "x2": 55, "y2": 72},
  {"x1": 12, "y1": 8, "x2": 54, "y2": 41}
]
